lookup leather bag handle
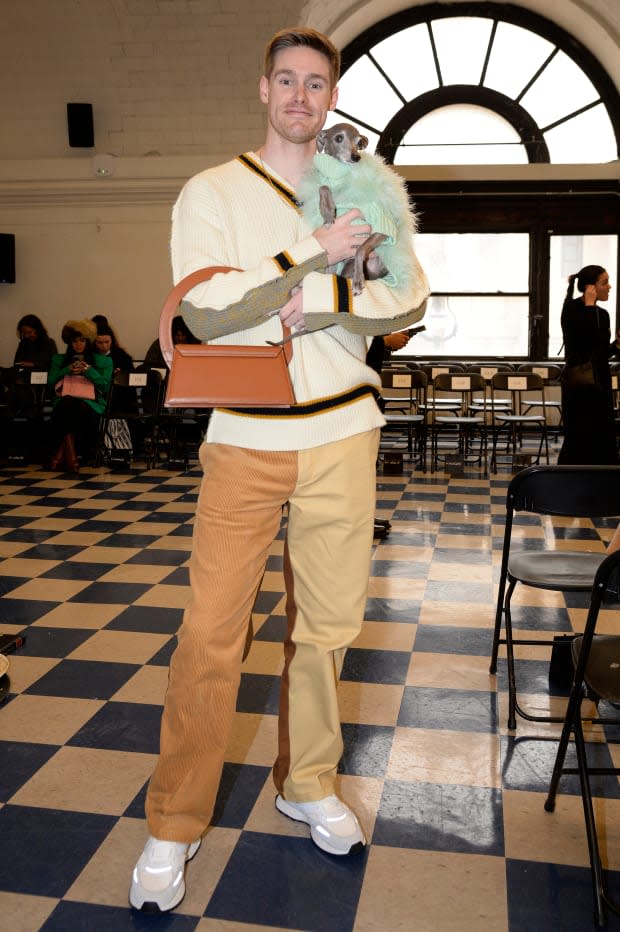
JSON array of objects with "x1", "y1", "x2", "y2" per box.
[{"x1": 158, "y1": 266, "x2": 291, "y2": 368}]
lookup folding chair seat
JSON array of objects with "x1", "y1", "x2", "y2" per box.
[
  {"x1": 544, "y1": 550, "x2": 620, "y2": 927},
  {"x1": 490, "y1": 464, "x2": 620, "y2": 730},
  {"x1": 490, "y1": 371, "x2": 549, "y2": 471},
  {"x1": 429, "y1": 372, "x2": 487, "y2": 472}
]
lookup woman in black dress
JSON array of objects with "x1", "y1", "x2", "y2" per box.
[{"x1": 559, "y1": 265, "x2": 619, "y2": 464}]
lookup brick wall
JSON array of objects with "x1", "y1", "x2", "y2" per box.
[{"x1": 0, "y1": 0, "x2": 305, "y2": 160}]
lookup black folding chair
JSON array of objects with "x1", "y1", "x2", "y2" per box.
[
  {"x1": 381, "y1": 368, "x2": 428, "y2": 471},
  {"x1": 429, "y1": 372, "x2": 487, "y2": 472},
  {"x1": 544, "y1": 550, "x2": 620, "y2": 927},
  {"x1": 97, "y1": 369, "x2": 163, "y2": 467},
  {"x1": 490, "y1": 371, "x2": 549, "y2": 471},
  {"x1": 490, "y1": 465, "x2": 620, "y2": 730}
]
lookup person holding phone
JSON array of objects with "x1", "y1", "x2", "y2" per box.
[
  {"x1": 558, "y1": 266, "x2": 620, "y2": 464},
  {"x1": 47, "y1": 319, "x2": 113, "y2": 472}
]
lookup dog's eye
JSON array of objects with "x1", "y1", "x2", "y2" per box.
[{"x1": 334, "y1": 134, "x2": 344, "y2": 143}]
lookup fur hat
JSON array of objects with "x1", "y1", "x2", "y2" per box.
[{"x1": 61, "y1": 318, "x2": 97, "y2": 344}]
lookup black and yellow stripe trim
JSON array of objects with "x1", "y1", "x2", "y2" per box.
[
  {"x1": 332, "y1": 274, "x2": 353, "y2": 314},
  {"x1": 237, "y1": 154, "x2": 302, "y2": 210},
  {"x1": 273, "y1": 251, "x2": 294, "y2": 273},
  {"x1": 220, "y1": 383, "x2": 381, "y2": 419}
]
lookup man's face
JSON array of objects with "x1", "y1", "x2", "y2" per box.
[
  {"x1": 259, "y1": 46, "x2": 338, "y2": 146},
  {"x1": 95, "y1": 334, "x2": 112, "y2": 356},
  {"x1": 95, "y1": 335, "x2": 112, "y2": 354}
]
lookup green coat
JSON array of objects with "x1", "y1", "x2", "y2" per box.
[{"x1": 48, "y1": 352, "x2": 113, "y2": 415}]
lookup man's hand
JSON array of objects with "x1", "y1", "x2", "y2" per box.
[
  {"x1": 278, "y1": 288, "x2": 305, "y2": 331},
  {"x1": 384, "y1": 331, "x2": 410, "y2": 351},
  {"x1": 313, "y1": 209, "x2": 372, "y2": 265}
]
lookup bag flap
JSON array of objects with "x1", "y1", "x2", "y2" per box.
[{"x1": 173, "y1": 343, "x2": 283, "y2": 360}]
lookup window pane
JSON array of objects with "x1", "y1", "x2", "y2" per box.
[
  {"x1": 520, "y1": 50, "x2": 599, "y2": 128},
  {"x1": 371, "y1": 24, "x2": 438, "y2": 99},
  {"x1": 549, "y1": 235, "x2": 618, "y2": 357},
  {"x1": 407, "y1": 295, "x2": 529, "y2": 356},
  {"x1": 415, "y1": 233, "x2": 529, "y2": 292},
  {"x1": 396, "y1": 105, "x2": 527, "y2": 164},
  {"x1": 336, "y1": 55, "x2": 402, "y2": 131},
  {"x1": 544, "y1": 103, "x2": 617, "y2": 163},
  {"x1": 484, "y1": 22, "x2": 554, "y2": 99},
  {"x1": 431, "y1": 17, "x2": 493, "y2": 86}
]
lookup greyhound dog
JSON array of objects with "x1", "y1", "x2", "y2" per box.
[{"x1": 315, "y1": 122, "x2": 389, "y2": 295}]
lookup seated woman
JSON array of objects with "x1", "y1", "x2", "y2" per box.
[
  {"x1": 141, "y1": 315, "x2": 197, "y2": 371},
  {"x1": 14, "y1": 314, "x2": 57, "y2": 371},
  {"x1": 47, "y1": 319, "x2": 113, "y2": 473},
  {"x1": 94, "y1": 323, "x2": 134, "y2": 375},
  {"x1": 3, "y1": 314, "x2": 58, "y2": 417}
]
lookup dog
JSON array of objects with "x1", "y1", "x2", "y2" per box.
[
  {"x1": 180, "y1": 127, "x2": 428, "y2": 343},
  {"x1": 315, "y1": 122, "x2": 389, "y2": 295}
]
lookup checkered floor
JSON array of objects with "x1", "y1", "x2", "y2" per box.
[{"x1": 1, "y1": 452, "x2": 620, "y2": 931}]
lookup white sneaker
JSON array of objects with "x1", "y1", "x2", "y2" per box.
[
  {"x1": 129, "y1": 836, "x2": 201, "y2": 913},
  {"x1": 275, "y1": 794, "x2": 366, "y2": 856}
]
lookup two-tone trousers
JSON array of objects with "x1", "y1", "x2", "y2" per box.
[{"x1": 146, "y1": 428, "x2": 380, "y2": 842}]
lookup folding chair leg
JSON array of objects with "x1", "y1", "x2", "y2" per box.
[
  {"x1": 490, "y1": 593, "x2": 505, "y2": 675},
  {"x1": 573, "y1": 715, "x2": 608, "y2": 927},
  {"x1": 503, "y1": 585, "x2": 518, "y2": 730}
]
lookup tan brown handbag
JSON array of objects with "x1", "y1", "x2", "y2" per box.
[{"x1": 159, "y1": 266, "x2": 295, "y2": 408}]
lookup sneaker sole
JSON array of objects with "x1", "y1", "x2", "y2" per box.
[
  {"x1": 129, "y1": 839, "x2": 201, "y2": 913},
  {"x1": 275, "y1": 795, "x2": 366, "y2": 857}
]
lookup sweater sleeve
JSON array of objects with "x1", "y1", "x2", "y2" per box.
[
  {"x1": 300, "y1": 245, "x2": 429, "y2": 334},
  {"x1": 171, "y1": 170, "x2": 328, "y2": 328},
  {"x1": 85, "y1": 355, "x2": 114, "y2": 393},
  {"x1": 47, "y1": 354, "x2": 69, "y2": 387}
]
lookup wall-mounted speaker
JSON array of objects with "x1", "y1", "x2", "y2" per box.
[
  {"x1": 0, "y1": 234, "x2": 15, "y2": 284},
  {"x1": 67, "y1": 102, "x2": 94, "y2": 148}
]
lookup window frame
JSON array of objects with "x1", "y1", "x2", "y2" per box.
[
  {"x1": 339, "y1": 2, "x2": 620, "y2": 162},
  {"x1": 336, "y1": 2, "x2": 620, "y2": 359}
]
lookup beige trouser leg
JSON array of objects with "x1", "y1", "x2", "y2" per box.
[
  {"x1": 146, "y1": 442, "x2": 297, "y2": 842},
  {"x1": 274, "y1": 428, "x2": 379, "y2": 801},
  {"x1": 146, "y1": 429, "x2": 378, "y2": 840}
]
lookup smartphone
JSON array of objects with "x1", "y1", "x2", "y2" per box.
[
  {"x1": 0, "y1": 633, "x2": 27, "y2": 655},
  {"x1": 406, "y1": 325, "x2": 426, "y2": 337}
]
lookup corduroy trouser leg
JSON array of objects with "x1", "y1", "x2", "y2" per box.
[
  {"x1": 274, "y1": 428, "x2": 379, "y2": 800},
  {"x1": 145, "y1": 429, "x2": 379, "y2": 842}
]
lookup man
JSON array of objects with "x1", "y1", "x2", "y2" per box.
[{"x1": 130, "y1": 26, "x2": 428, "y2": 913}]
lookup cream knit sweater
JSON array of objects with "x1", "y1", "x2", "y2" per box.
[{"x1": 171, "y1": 152, "x2": 429, "y2": 452}]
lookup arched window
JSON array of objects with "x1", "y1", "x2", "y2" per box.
[
  {"x1": 326, "y1": 3, "x2": 620, "y2": 359},
  {"x1": 330, "y1": 3, "x2": 620, "y2": 165}
]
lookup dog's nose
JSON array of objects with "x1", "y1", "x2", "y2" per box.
[{"x1": 351, "y1": 153, "x2": 361, "y2": 162}]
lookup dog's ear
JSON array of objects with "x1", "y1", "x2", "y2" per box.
[
  {"x1": 316, "y1": 130, "x2": 327, "y2": 153},
  {"x1": 358, "y1": 134, "x2": 369, "y2": 151}
]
